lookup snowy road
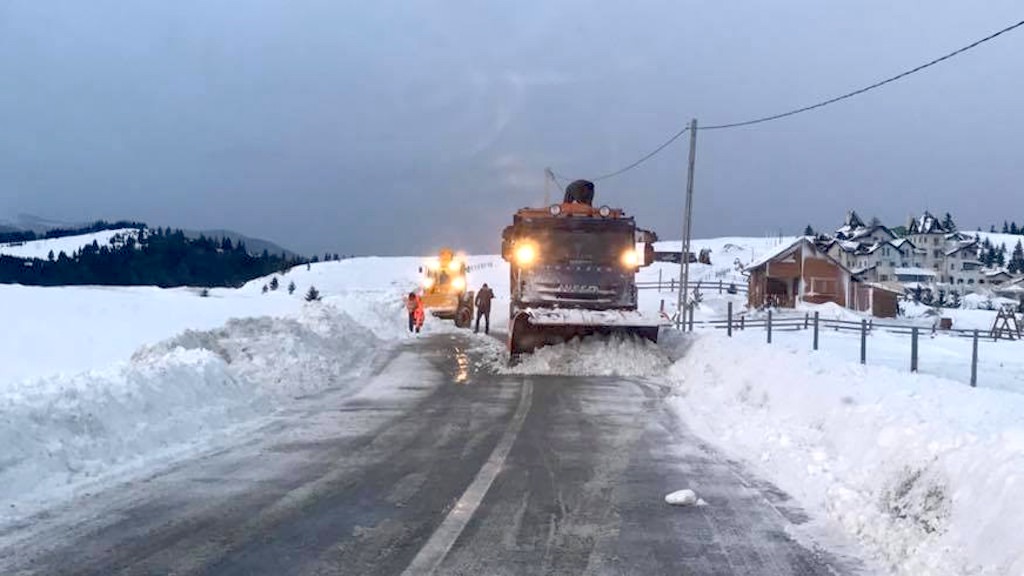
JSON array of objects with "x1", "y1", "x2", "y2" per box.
[{"x1": 0, "y1": 334, "x2": 863, "y2": 575}]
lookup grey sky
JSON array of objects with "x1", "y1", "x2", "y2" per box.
[{"x1": 1, "y1": 1, "x2": 1022, "y2": 256}]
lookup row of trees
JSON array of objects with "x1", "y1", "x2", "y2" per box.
[
  {"x1": 0, "y1": 227, "x2": 307, "y2": 287},
  {"x1": 990, "y1": 222, "x2": 1024, "y2": 235},
  {"x1": 258, "y1": 276, "x2": 321, "y2": 301}
]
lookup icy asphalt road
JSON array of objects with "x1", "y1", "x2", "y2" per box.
[{"x1": 0, "y1": 334, "x2": 865, "y2": 575}]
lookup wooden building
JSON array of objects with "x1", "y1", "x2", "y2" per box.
[
  {"x1": 851, "y1": 282, "x2": 901, "y2": 318},
  {"x1": 746, "y1": 238, "x2": 853, "y2": 309}
]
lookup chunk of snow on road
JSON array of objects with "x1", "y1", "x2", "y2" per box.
[
  {"x1": 665, "y1": 489, "x2": 704, "y2": 506},
  {"x1": 501, "y1": 335, "x2": 669, "y2": 377}
]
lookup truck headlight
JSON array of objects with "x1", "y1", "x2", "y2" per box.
[
  {"x1": 515, "y1": 244, "x2": 537, "y2": 266},
  {"x1": 422, "y1": 277, "x2": 435, "y2": 289},
  {"x1": 621, "y1": 249, "x2": 639, "y2": 268},
  {"x1": 451, "y1": 276, "x2": 466, "y2": 291}
]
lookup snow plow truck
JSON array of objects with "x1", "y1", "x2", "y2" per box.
[
  {"x1": 501, "y1": 180, "x2": 667, "y2": 356},
  {"x1": 419, "y1": 248, "x2": 475, "y2": 328}
]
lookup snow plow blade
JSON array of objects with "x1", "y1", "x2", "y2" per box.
[{"x1": 509, "y1": 309, "x2": 669, "y2": 356}]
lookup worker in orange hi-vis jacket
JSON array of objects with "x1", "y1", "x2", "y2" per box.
[{"x1": 406, "y1": 291, "x2": 425, "y2": 333}]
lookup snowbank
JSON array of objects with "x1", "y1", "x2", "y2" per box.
[
  {"x1": 667, "y1": 334, "x2": 1024, "y2": 575},
  {"x1": 0, "y1": 304, "x2": 381, "y2": 513}
]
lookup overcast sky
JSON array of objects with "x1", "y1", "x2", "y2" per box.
[{"x1": 1, "y1": 1, "x2": 1022, "y2": 255}]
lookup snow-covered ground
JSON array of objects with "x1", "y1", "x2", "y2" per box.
[
  {"x1": 3, "y1": 236, "x2": 1024, "y2": 575},
  {"x1": 0, "y1": 227, "x2": 142, "y2": 259}
]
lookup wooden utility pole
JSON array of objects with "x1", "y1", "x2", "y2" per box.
[{"x1": 676, "y1": 119, "x2": 698, "y2": 326}]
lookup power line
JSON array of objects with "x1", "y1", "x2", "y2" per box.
[
  {"x1": 702, "y1": 17, "x2": 1024, "y2": 130},
  {"x1": 554, "y1": 17, "x2": 1024, "y2": 180},
  {"x1": 592, "y1": 126, "x2": 690, "y2": 181}
]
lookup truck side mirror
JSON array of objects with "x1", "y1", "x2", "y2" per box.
[{"x1": 418, "y1": 266, "x2": 423, "y2": 273}]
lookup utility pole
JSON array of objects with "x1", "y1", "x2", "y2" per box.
[{"x1": 676, "y1": 119, "x2": 698, "y2": 327}]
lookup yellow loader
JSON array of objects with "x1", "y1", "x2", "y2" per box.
[{"x1": 419, "y1": 248, "x2": 475, "y2": 328}]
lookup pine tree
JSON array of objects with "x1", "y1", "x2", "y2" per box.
[
  {"x1": 305, "y1": 286, "x2": 321, "y2": 301},
  {"x1": 949, "y1": 291, "x2": 962, "y2": 309},
  {"x1": 921, "y1": 289, "x2": 934, "y2": 306},
  {"x1": 997, "y1": 244, "x2": 1007, "y2": 267},
  {"x1": 1013, "y1": 223, "x2": 1021, "y2": 236},
  {"x1": 990, "y1": 225, "x2": 997, "y2": 233},
  {"x1": 269, "y1": 276, "x2": 279, "y2": 291},
  {"x1": 1011, "y1": 241, "x2": 1024, "y2": 274},
  {"x1": 47, "y1": 250, "x2": 55, "y2": 262},
  {"x1": 942, "y1": 212, "x2": 956, "y2": 231},
  {"x1": 803, "y1": 225, "x2": 814, "y2": 236},
  {"x1": 262, "y1": 284, "x2": 268, "y2": 294},
  {"x1": 287, "y1": 281, "x2": 296, "y2": 295},
  {"x1": 1004, "y1": 221, "x2": 1010, "y2": 234}
]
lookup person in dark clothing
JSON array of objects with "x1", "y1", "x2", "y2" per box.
[
  {"x1": 474, "y1": 283, "x2": 495, "y2": 334},
  {"x1": 563, "y1": 179, "x2": 595, "y2": 205}
]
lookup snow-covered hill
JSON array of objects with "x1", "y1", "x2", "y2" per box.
[{"x1": 0, "y1": 228, "x2": 142, "y2": 260}]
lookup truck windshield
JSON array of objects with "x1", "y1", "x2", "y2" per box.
[{"x1": 524, "y1": 224, "x2": 633, "y2": 265}]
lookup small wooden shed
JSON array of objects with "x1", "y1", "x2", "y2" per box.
[{"x1": 851, "y1": 281, "x2": 901, "y2": 318}]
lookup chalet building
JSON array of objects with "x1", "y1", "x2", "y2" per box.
[
  {"x1": 747, "y1": 238, "x2": 852, "y2": 309},
  {"x1": 821, "y1": 210, "x2": 997, "y2": 292},
  {"x1": 747, "y1": 237, "x2": 898, "y2": 317},
  {"x1": 823, "y1": 212, "x2": 921, "y2": 283}
]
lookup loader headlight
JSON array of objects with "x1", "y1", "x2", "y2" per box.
[
  {"x1": 621, "y1": 249, "x2": 639, "y2": 268},
  {"x1": 514, "y1": 243, "x2": 537, "y2": 266},
  {"x1": 447, "y1": 260, "x2": 461, "y2": 273},
  {"x1": 426, "y1": 259, "x2": 441, "y2": 271},
  {"x1": 422, "y1": 277, "x2": 435, "y2": 289},
  {"x1": 451, "y1": 276, "x2": 466, "y2": 291}
]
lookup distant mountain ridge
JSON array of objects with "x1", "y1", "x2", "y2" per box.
[{"x1": 0, "y1": 214, "x2": 299, "y2": 257}]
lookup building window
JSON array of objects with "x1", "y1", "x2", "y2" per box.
[
  {"x1": 881, "y1": 275, "x2": 889, "y2": 281},
  {"x1": 968, "y1": 279, "x2": 975, "y2": 284},
  {"x1": 980, "y1": 280, "x2": 985, "y2": 284},
  {"x1": 934, "y1": 238, "x2": 940, "y2": 245},
  {"x1": 957, "y1": 279, "x2": 963, "y2": 284},
  {"x1": 809, "y1": 277, "x2": 837, "y2": 296}
]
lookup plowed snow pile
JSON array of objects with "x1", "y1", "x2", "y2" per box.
[
  {"x1": 668, "y1": 333, "x2": 1024, "y2": 575},
  {"x1": 501, "y1": 335, "x2": 669, "y2": 376},
  {"x1": 0, "y1": 303, "x2": 379, "y2": 513}
]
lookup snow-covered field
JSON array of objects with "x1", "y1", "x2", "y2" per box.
[{"x1": 2, "y1": 234, "x2": 1024, "y2": 574}]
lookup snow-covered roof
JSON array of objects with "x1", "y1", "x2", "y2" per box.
[
  {"x1": 986, "y1": 270, "x2": 1014, "y2": 279},
  {"x1": 895, "y1": 267, "x2": 937, "y2": 277},
  {"x1": 745, "y1": 238, "x2": 807, "y2": 271},
  {"x1": 907, "y1": 212, "x2": 950, "y2": 235},
  {"x1": 858, "y1": 281, "x2": 905, "y2": 294},
  {"x1": 944, "y1": 241, "x2": 978, "y2": 257}
]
